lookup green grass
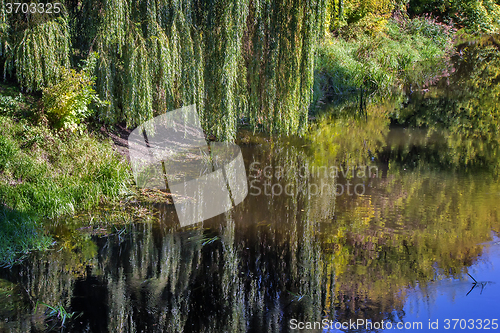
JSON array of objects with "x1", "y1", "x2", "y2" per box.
[
  {"x1": 0, "y1": 207, "x2": 53, "y2": 267},
  {"x1": 0, "y1": 116, "x2": 131, "y2": 217},
  {"x1": 313, "y1": 16, "x2": 455, "y2": 106},
  {"x1": 0, "y1": 84, "x2": 132, "y2": 265},
  {"x1": 36, "y1": 301, "x2": 78, "y2": 330}
]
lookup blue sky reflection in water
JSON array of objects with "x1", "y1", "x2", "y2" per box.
[
  {"x1": 323, "y1": 236, "x2": 500, "y2": 333},
  {"x1": 402, "y1": 237, "x2": 500, "y2": 330}
]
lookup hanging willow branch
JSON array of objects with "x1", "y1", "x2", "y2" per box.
[
  {"x1": 246, "y1": 0, "x2": 326, "y2": 135},
  {"x1": 4, "y1": 17, "x2": 69, "y2": 92}
]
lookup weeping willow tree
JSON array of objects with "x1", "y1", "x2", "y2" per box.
[
  {"x1": 0, "y1": 0, "x2": 327, "y2": 140},
  {"x1": 86, "y1": 0, "x2": 206, "y2": 127}
]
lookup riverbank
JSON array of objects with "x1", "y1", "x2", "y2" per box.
[
  {"x1": 0, "y1": 84, "x2": 131, "y2": 266},
  {"x1": 313, "y1": 16, "x2": 455, "y2": 106}
]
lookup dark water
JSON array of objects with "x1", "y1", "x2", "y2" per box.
[
  {"x1": 1, "y1": 37, "x2": 500, "y2": 333},
  {"x1": 1, "y1": 121, "x2": 500, "y2": 332}
]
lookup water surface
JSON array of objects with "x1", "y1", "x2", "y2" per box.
[
  {"x1": 3, "y1": 39, "x2": 500, "y2": 331},
  {"x1": 1, "y1": 115, "x2": 499, "y2": 332}
]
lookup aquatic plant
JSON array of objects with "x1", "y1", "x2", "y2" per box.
[{"x1": 36, "y1": 302, "x2": 76, "y2": 331}]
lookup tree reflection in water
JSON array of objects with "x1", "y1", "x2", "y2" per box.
[
  {"x1": 1, "y1": 38, "x2": 500, "y2": 332},
  {"x1": 0, "y1": 133, "x2": 499, "y2": 332}
]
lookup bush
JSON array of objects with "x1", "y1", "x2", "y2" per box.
[
  {"x1": 408, "y1": 0, "x2": 500, "y2": 32},
  {"x1": 43, "y1": 53, "x2": 103, "y2": 131},
  {"x1": 405, "y1": 15, "x2": 455, "y2": 48},
  {"x1": 0, "y1": 84, "x2": 35, "y2": 119},
  {"x1": 344, "y1": 0, "x2": 395, "y2": 24}
]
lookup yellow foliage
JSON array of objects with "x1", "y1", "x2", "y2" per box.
[
  {"x1": 42, "y1": 54, "x2": 101, "y2": 131},
  {"x1": 345, "y1": 0, "x2": 395, "y2": 17},
  {"x1": 326, "y1": 0, "x2": 395, "y2": 32}
]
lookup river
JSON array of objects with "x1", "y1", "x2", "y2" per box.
[{"x1": 1, "y1": 38, "x2": 499, "y2": 333}]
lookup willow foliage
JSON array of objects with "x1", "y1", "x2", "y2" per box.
[
  {"x1": 246, "y1": 0, "x2": 326, "y2": 135},
  {"x1": 0, "y1": 0, "x2": 327, "y2": 140},
  {"x1": 202, "y1": 0, "x2": 249, "y2": 140},
  {"x1": 0, "y1": 4, "x2": 70, "y2": 92},
  {"x1": 91, "y1": 0, "x2": 206, "y2": 129}
]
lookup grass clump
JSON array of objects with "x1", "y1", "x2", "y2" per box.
[
  {"x1": 313, "y1": 16, "x2": 455, "y2": 105},
  {"x1": 0, "y1": 207, "x2": 52, "y2": 267},
  {"x1": 0, "y1": 115, "x2": 131, "y2": 217}
]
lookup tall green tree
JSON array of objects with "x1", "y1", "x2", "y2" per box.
[{"x1": 0, "y1": 0, "x2": 327, "y2": 141}]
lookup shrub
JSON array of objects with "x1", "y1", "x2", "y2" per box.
[
  {"x1": 408, "y1": 0, "x2": 500, "y2": 32},
  {"x1": 43, "y1": 53, "x2": 103, "y2": 131},
  {"x1": 344, "y1": 0, "x2": 395, "y2": 24},
  {"x1": 405, "y1": 15, "x2": 456, "y2": 48}
]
